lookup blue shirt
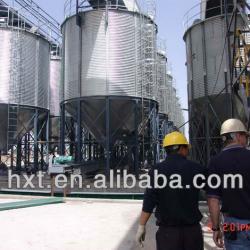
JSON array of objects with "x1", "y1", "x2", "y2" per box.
[
  {"x1": 143, "y1": 154, "x2": 205, "y2": 226},
  {"x1": 206, "y1": 146, "x2": 250, "y2": 219}
]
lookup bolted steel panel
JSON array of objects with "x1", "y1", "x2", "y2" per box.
[
  {"x1": 0, "y1": 27, "x2": 50, "y2": 108},
  {"x1": 62, "y1": 9, "x2": 157, "y2": 100}
]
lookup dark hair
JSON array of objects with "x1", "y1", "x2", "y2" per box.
[{"x1": 165, "y1": 145, "x2": 188, "y2": 155}]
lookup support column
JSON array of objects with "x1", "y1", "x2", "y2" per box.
[
  {"x1": 105, "y1": 97, "x2": 110, "y2": 178},
  {"x1": 134, "y1": 99, "x2": 139, "y2": 179},
  {"x1": 16, "y1": 140, "x2": 22, "y2": 173},
  {"x1": 34, "y1": 109, "x2": 39, "y2": 172},
  {"x1": 60, "y1": 103, "x2": 65, "y2": 156},
  {"x1": 46, "y1": 111, "x2": 50, "y2": 166},
  {"x1": 153, "y1": 103, "x2": 158, "y2": 165},
  {"x1": 76, "y1": 100, "x2": 82, "y2": 162},
  {"x1": 24, "y1": 134, "x2": 28, "y2": 167}
]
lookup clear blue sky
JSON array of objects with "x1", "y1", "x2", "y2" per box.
[{"x1": 36, "y1": 0, "x2": 199, "y2": 131}]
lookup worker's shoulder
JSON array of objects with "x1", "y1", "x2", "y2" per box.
[
  {"x1": 185, "y1": 158, "x2": 202, "y2": 167},
  {"x1": 185, "y1": 158, "x2": 204, "y2": 170},
  {"x1": 156, "y1": 157, "x2": 204, "y2": 169},
  {"x1": 216, "y1": 147, "x2": 250, "y2": 158},
  {"x1": 153, "y1": 160, "x2": 167, "y2": 170}
]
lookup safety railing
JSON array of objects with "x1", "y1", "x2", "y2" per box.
[
  {"x1": 0, "y1": 1, "x2": 61, "y2": 44},
  {"x1": 64, "y1": 0, "x2": 156, "y2": 20},
  {"x1": 183, "y1": 0, "x2": 247, "y2": 32}
]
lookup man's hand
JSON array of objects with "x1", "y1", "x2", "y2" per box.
[
  {"x1": 135, "y1": 225, "x2": 146, "y2": 247},
  {"x1": 213, "y1": 230, "x2": 224, "y2": 248}
]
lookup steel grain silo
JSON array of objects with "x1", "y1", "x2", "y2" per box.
[
  {"x1": 0, "y1": 3, "x2": 51, "y2": 171},
  {"x1": 184, "y1": 0, "x2": 247, "y2": 164},
  {"x1": 61, "y1": 0, "x2": 158, "y2": 174}
]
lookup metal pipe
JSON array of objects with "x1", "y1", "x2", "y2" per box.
[
  {"x1": 76, "y1": 100, "x2": 82, "y2": 162},
  {"x1": 105, "y1": 97, "x2": 110, "y2": 178},
  {"x1": 34, "y1": 109, "x2": 39, "y2": 172}
]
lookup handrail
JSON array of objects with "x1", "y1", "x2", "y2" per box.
[
  {"x1": 183, "y1": 0, "x2": 250, "y2": 32},
  {"x1": 0, "y1": 1, "x2": 61, "y2": 44},
  {"x1": 63, "y1": 0, "x2": 154, "y2": 20}
]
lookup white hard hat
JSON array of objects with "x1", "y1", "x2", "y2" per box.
[{"x1": 220, "y1": 119, "x2": 249, "y2": 136}]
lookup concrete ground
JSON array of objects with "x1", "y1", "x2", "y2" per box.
[{"x1": 0, "y1": 195, "x2": 220, "y2": 250}]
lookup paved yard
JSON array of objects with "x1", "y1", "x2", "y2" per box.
[{"x1": 0, "y1": 196, "x2": 220, "y2": 250}]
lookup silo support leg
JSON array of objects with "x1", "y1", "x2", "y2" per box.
[
  {"x1": 105, "y1": 97, "x2": 110, "y2": 179},
  {"x1": 76, "y1": 100, "x2": 82, "y2": 162},
  {"x1": 60, "y1": 104, "x2": 65, "y2": 156},
  {"x1": 134, "y1": 100, "x2": 139, "y2": 179},
  {"x1": 34, "y1": 109, "x2": 39, "y2": 172}
]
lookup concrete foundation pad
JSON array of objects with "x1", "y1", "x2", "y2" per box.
[{"x1": 0, "y1": 197, "x2": 220, "y2": 250}]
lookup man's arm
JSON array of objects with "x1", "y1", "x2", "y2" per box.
[
  {"x1": 135, "y1": 211, "x2": 151, "y2": 247},
  {"x1": 207, "y1": 197, "x2": 223, "y2": 248},
  {"x1": 136, "y1": 168, "x2": 158, "y2": 247},
  {"x1": 206, "y1": 157, "x2": 223, "y2": 248},
  {"x1": 207, "y1": 197, "x2": 220, "y2": 229},
  {"x1": 139, "y1": 211, "x2": 151, "y2": 226}
]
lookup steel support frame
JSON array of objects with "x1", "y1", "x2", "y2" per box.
[
  {"x1": 0, "y1": 104, "x2": 49, "y2": 173},
  {"x1": 60, "y1": 96, "x2": 158, "y2": 177},
  {"x1": 188, "y1": 18, "x2": 232, "y2": 166}
]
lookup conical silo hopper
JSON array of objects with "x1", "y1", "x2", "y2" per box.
[
  {"x1": 61, "y1": 0, "x2": 158, "y2": 171},
  {"x1": 61, "y1": 1, "x2": 157, "y2": 145},
  {"x1": 0, "y1": 3, "x2": 50, "y2": 162}
]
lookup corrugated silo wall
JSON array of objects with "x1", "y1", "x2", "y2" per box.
[
  {"x1": 0, "y1": 27, "x2": 50, "y2": 152},
  {"x1": 0, "y1": 28, "x2": 49, "y2": 108},
  {"x1": 184, "y1": 14, "x2": 246, "y2": 164},
  {"x1": 61, "y1": 9, "x2": 157, "y2": 101}
]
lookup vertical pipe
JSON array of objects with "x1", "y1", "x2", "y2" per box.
[
  {"x1": 204, "y1": 74, "x2": 211, "y2": 165},
  {"x1": 46, "y1": 111, "x2": 50, "y2": 165},
  {"x1": 153, "y1": 103, "x2": 157, "y2": 165},
  {"x1": 24, "y1": 134, "x2": 28, "y2": 167},
  {"x1": 41, "y1": 143, "x2": 44, "y2": 170},
  {"x1": 11, "y1": 147, "x2": 14, "y2": 170},
  {"x1": 78, "y1": 12, "x2": 82, "y2": 96},
  {"x1": 76, "y1": 100, "x2": 82, "y2": 162},
  {"x1": 28, "y1": 133, "x2": 30, "y2": 166},
  {"x1": 16, "y1": 140, "x2": 22, "y2": 173},
  {"x1": 202, "y1": 22, "x2": 211, "y2": 165},
  {"x1": 188, "y1": 26, "x2": 196, "y2": 161},
  {"x1": 224, "y1": 0, "x2": 235, "y2": 118},
  {"x1": 34, "y1": 109, "x2": 39, "y2": 172},
  {"x1": 60, "y1": 103, "x2": 65, "y2": 155},
  {"x1": 105, "y1": 97, "x2": 110, "y2": 178},
  {"x1": 134, "y1": 99, "x2": 139, "y2": 179},
  {"x1": 89, "y1": 133, "x2": 92, "y2": 161},
  {"x1": 224, "y1": 70, "x2": 233, "y2": 117}
]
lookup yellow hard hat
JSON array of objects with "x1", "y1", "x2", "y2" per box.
[{"x1": 163, "y1": 131, "x2": 189, "y2": 148}]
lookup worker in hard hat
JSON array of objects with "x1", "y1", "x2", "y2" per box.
[
  {"x1": 135, "y1": 131, "x2": 205, "y2": 250},
  {"x1": 207, "y1": 118, "x2": 250, "y2": 249}
]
